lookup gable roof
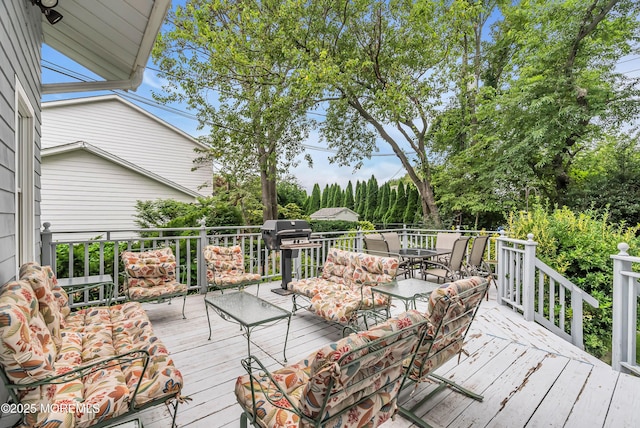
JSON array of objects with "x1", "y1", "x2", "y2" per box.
[
  {"x1": 42, "y1": 94, "x2": 209, "y2": 150},
  {"x1": 310, "y1": 207, "x2": 359, "y2": 219},
  {"x1": 42, "y1": 141, "x2": 201, "y2": 198},
  {"x1": 41, "y1": 0, "x2": 171, "y2": 93}
]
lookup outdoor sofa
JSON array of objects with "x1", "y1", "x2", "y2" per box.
[
  {"x1": 0, "y1": 262, "x2": 184, "y2": 427},
  {"x1": 288, "y1": 247, "x2": 398, "y2": 326}
]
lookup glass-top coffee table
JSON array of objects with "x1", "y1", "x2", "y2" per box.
[
  {"x1": 373, "y1": 278, "x2": 441, "y2": 311},
  {"x1": 204, "y1": 291, "x2": 292, "y2": 362}
]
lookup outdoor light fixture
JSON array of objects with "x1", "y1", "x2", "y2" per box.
[{"x1": 30, "y1": 0, "x2": 63, "y2": 25}]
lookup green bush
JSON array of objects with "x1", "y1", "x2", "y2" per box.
[{"x1": 507, "y1": 205, "x2": 640, "y2": 358}]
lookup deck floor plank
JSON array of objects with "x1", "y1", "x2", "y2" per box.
[{"x1": 136, "y1": 281, "x2": 640, "y2": 428}]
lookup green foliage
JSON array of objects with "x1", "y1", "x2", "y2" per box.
[
  {"x1": 279, "y1": 203, "x2": 305, "y2": 220},
  {"x1": 135, "y1": 197, "x2": 243, "y2": 232},
  {"x1": 365, "y1": 175, "x2": 378, "y2": 222},
  {"x1": 309, "y1": 220, "x2": 360, "y2": 233},
  {"x1": 307, "y1": 184, "x2": 321, "y2": 214},
  {"x1": 343, "y1": 181, "x2": 355, "y2": 210},
  {"x1": 404, "y1": 185, "x2": 419, "y2": 225},
  {"x1": 277, "y1": 181, "x2": 307, "y2": 208},
  {"x1": 321, "y1": 184, "x2": 330, "y2": 208},
  {"x1": 567, "y1": 134, "x2": 640, "y2": 226},
  {"x1": 376, "y1": 183, "x2": 391, "y2": 224},
  {"x1": 507, "y1": 205, "x2": 640, "y2": 358}
]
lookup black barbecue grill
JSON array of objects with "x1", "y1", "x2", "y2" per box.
[{"x1": 261, "y1": 220, "x2": 321, "y2": 294}]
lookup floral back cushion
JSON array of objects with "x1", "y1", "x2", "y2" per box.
[
  {"x1": 0, "y1": 281, "x2": 57, "y2": 384},
  {"x1": 18, "y1": 263, "x2": 64, "y2": 349},
  {"x1": 203, "y1": 245, "x2": 246, "y2": 273},
  {"x1": 321, "y1": 248, "x2": 352, "y2": 284},
  {"x1": 347, "y1": 252, "x2": 398, "y2": 287},
  {"x1": 122, "y1": 248, "x2": 177, "y2": 284},
  {"x1": 300, "y1": 311, "x2": 426, "y2": 419}
]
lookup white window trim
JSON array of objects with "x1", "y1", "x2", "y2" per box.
[{"x1": 15, "y1": 78, "x2": 36, "y2": 272}]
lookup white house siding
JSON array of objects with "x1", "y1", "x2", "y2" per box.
[
  {"x1": 0, "y1": 0, "x2": 42, "y2": 415},
  {"x1": 41, "y1": 150, "x2": 196, "y2": 233},
  {"x1": 41, "y1": 96, "x2": 211, "y2": 196},
  {"x1": 0, "y1": 2, "x2": 42, "y2": 286}
]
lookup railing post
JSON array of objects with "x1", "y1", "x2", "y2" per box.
[
  {"x1": 355, "y1": 228, "x2": 364, "y2": 252},
  {"x1": 522, "y1": 233, "x2": 537, "y2": 321},
  {"x1": 198, "y1": 219, "x2": 208, "y2": 294},
  {"x1": 611, "y1": 243, "x2": 632, "y2": 372},
  {"x1": 401, "y1": 224, "x2": 408, "y2": 248},
  {"x1": 496, "y1": 231, "x2": 505, "y2": 306},
  {"x1": 571, "y1": 291, "x2": 584, "y2": 349},
  {"x1": 41, "y1": 222, "x2": 53, "y2": 267}
]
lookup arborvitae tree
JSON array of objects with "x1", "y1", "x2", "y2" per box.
[
  {"x1": 391, "y1": 182, "x2": 407, "y2": 224},
  {"x1": 343, "y1": 181, "x2": 355, "y2": 210},
  {"x1": 365, "y1": 175, "x2": 378, "y2": 221},
  {"x1": 321, "y1": 184, "x2": 330, "y2": 208},
  {"x1": 384, "y1": 188, "x2": 397, "y2": 223},
  {"x1": 375, "y1": 183, "x2": 390, "y2": 223},
  {"x1": 331, "y1": 184, "x2": 342, "y2": 207},
  {"x1": 357, "y1": 181, "x2": 367, "y2": 217},
  {"x1": 403, "y1": 185, "x2": 419, "y2": 225},
  {"x1": 354, "y1": 181, "x2": 362, "y2": 213},
  {"x1": 308, "y1": 184, "x2": 321, "y2": 214}
]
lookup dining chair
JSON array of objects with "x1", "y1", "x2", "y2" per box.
[
  {"x1": 434, "y1": 231, "x2": 462, "y2": 263},
  {"x1": 363, "y1": 234, "x2": 389, "y2": 257},
  {"x1": 464, "y1": 235, "x2": 494, "y2": 299},
  {"x1": 381, "y1": 232, "x2": 412, "y2": 278},
  {"x1": 364, "y1": 233, "x2": 409, "y2": 278},
  {"x1": 421, "y1": 236, "x2": 470, "y2": 283}
]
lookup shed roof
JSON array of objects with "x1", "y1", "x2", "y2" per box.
[{"x1": 310, "y1": 207, "x2": 359, "y2": 219}]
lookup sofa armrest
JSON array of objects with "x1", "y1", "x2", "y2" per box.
[
  {"x1": 62, "y1": 280, "x2": 115, "y2": 307},
  {"x1": 240, "y1": 355, "x2": 306, "y2": 421},
  {"x1": 5, "y1": 350, "x2": 151, "y2": 408}
]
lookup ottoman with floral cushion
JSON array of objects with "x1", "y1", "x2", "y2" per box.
[
  {"x1": 0, "y1": 262, "x2": 185, "y2": 428},
  {"x1": 120, "y1": 248, "x2": 188, "y2": 318},
  {"x1": 235, "y1": 310, "x2": 429, "y2": 428},
  {"x1": 202, "y1": 245, "x2": 262, "y2": 294},
  {"x1": 288, "y1": 248, "x2": 399, "y2": 327}
]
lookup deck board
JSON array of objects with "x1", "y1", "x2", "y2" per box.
[{"x1": 136, "y1": 281, "x2": 639, "y2": 427}]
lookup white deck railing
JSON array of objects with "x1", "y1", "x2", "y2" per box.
[
  {"x1": 496, "y1": 234, "x2": 599, "y2": 350},
  {"x1": 41, "y1": 222, "x2": 498, "y2": 305},
  {"x1": 611, "y1": 243, "x2": 640, "y2": 375}
]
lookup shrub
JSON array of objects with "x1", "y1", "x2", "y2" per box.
[{"x1": 507, "y1": 205, "x2": 640, "y2": 358}]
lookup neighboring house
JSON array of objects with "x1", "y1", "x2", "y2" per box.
[
  {"x1": 41, "y1": 95, "x2": 212, "y2": 232},
  {"x1": 310, "y1": 207, "x2": 360, "y2": 222},
  {"x1": 0, "y1": 0, "x2": 170, "y2": 413}
]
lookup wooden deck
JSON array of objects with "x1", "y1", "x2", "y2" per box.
[{"x1": 135, "y1": 281, "x2": 640, "y2": 428}]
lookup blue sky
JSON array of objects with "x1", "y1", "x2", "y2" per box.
[
  {"x1": 41, "y1": 3, "x2": 640, "y2": 194},
  {"x1": 41, "y1": 43, "x2": 405, "y2": 194}
]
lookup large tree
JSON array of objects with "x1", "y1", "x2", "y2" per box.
[
  {"x1": 152, "y1": 0, "x2": 313, "y2": 221},
  {"x1": 277, "y1": 0, "x2": 481, "y2": 226}
]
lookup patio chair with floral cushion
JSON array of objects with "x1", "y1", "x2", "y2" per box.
[
  {"x1": 235, "y1": 310, "x2": 430, "y2": 428},
  {"x1": 202, "y1": 245, "x2": 262, "y2": 295},
  {"x1": 120, "y1": 247, "x2": 188, "y2": 318},
  {"x1": 398, "y1": 276, "x2": 489, "y2": 428}
]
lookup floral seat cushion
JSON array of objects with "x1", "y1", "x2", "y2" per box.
[{"x1": 126, "y1": 280, "x2": 188, "y2": 300}]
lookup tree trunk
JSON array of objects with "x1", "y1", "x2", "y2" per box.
[
  {"x1": 416, "y1": 180, "x2": 440, "y2": 226},
  {"x1": 260, "y1": 162, "x2": 278, "y2": 222}
]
